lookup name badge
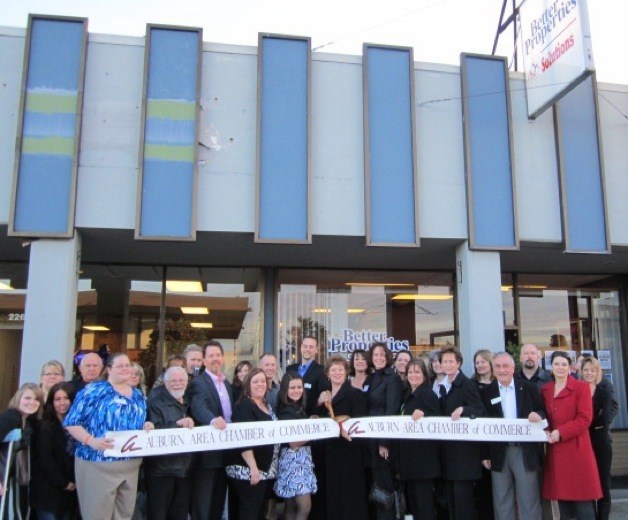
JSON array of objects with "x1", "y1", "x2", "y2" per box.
[
  {"x1": 304, "y1": 383, "x2": 312, "y2": 389},
  {"x1": 491, "y1": 397, "x2": 502, "y2": 405}
]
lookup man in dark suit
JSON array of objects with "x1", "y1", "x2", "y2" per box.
[
  {"x1": 286, "y1": 336, "x2": 327, "y2": 416},
  {"x1": 188, "y1": 341, "x2": 233, "y2": 520},
  {"x1": 480, "y1": 352, "x2": 545, "y2": 520}
]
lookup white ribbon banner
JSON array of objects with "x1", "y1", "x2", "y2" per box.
[
  {"x1": 104, "y1": 416, "x2": 547, "y2": 458},
  {"x1": 341, "y1": 416, "x2": 548, "y2": 442},
  {"x1": 104, "y1": 418, "x2": 340, "y2": 458}
]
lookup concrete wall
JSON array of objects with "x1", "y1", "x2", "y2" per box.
[{"x1": 0, "y1": 25, "x2": 627, "y2": 244}]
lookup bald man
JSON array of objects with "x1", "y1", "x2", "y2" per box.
[{"x1": 72, "y1": 352, "x2": 104, "y2": 392}]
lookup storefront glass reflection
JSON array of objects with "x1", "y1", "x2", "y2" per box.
[{"x1": 277, "y1": 270, "x2": 455, "y2": 367}]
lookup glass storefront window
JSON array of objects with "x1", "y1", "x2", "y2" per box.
[
  {"x1": 277, "y1": 270, "x2": 455, "y2": 366},
  {"x1": 76, "y1": 266, "x2": 263, "y2": 386},
  {"x1": 0, "y1": 263, "x2": 28, "y2": 408},
  {"x1": 517, "y1": 274, "x2": 627, "y2": 427}
]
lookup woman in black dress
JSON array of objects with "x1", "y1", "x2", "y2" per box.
[
  {"x1": 580, "y1": 356, "x2": 615, "y2": 520},
  {"x1": 30, "y1": 382, "x2": 78, "y2": 520},
  {"x1": 318, "y1": 355, "x2": 368, "y2": 520},
  {"x1": 365, "y1": 342, "x2": 403, "y2": 520},
  {"x1": 398, "y1": 359, "x2": 441, "y2": 520},
  {"x1": 438, "y1": 346, "x2": 485, "y2": 520},
  {"x1": 226, "y1": 368, "x2": 279, "y2": 520}
]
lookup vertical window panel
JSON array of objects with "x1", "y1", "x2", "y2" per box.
[
  {"x1": 256, "y1": 35, "x2": 310, "y2": 243},
  {"x1": 554, "y1": 76, "x2": 610, "y2": 253},
  {"x1": 10, "y1": 16, "x2": 87, "y2": 237},
  {"x1": 461, "y1": 54, "x2": 518, "y2": 250},
  {"x1": 136, "y1": 26, "x2": 202, "y2": 240},
  {"x1": 364, "y1": 45, "x2": 418, "y2": 246}
]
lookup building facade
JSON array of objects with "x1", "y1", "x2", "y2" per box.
[{"x1": 1, "y1": 17, "x2": 628, "y2": 470}]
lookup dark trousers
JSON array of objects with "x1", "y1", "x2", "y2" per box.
[
  {"x1": 231, "y1": 478, "x2": 271, "y2": 520},
  {"x1": 191, "y1": 467, "x2": 228, "y2": 520},
  {"x1": 592, "y1": 434, "x2": 612, "y2": 520},
  {"x1": 406, "y1": 479, "x2": 437, "y2": 520},
  {"x1": 146, "y1": 474, "x2": 192, "y2": 520},
  {"x1": 446, "y1": 481, "x2": 477, "y2": 520},
  {"x1": 557, "y1": 500, "x2": 596, "y2": 520},
  {"x1": 371, "y1": 462, "x2": 396, "y2": 520}
]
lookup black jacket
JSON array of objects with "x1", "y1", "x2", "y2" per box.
[
  {"x1": 30, "y1": 418, "x2": 78, "y2": 515},
  {"x1": 286, "y1": 361, "x2": 327, "y2": 416},
  {"x1": 517, "y1": 367, "x2": 552, "y2": 391},
  {"x1": 188, "y1": 370, "x2": 233, "y2": 469},
  {"x1": 365, "y1": 367, "x2": 403, "y2": 460},
  {"x1": 145, "y1": 385, "x2": 194, "y2": 478},
  {"x1": 398, "y1": 385, "x2": 441, "y2": 480},
  {"x1": 439, "y1": 371, "x2": 486, "y2": 481},
  {"x1": 227, "y1": 398, "x2": 275, "y2": 473},
  {"x1": 480, "y1": 377, "x2": 546, "y2": 472}
]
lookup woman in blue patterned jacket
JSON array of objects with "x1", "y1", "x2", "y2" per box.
[{"x1": 64, "y1": 353, "x2": 152, "y2": 520}]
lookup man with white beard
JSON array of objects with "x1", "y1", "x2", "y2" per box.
[{"x1": 145, "y1": 366, "x2": 195, "y2": 520}]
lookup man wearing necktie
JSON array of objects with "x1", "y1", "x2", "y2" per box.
[
  {"x1": 286, "y1": 336, "x2": 327, "y2": 416},
  {"x1": 480, "y1": 352, "x2": 546, "y2": 520},
  {"x1": 188, "y1": 341, "x2": 233, "y2": 520}
]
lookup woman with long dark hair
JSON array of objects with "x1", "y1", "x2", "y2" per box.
[
  {"x1": 542, "y1": 350, "x2": 602, "y2": 519},
  {"x1": 365, "y1": 342, "x2": 403, "y2": 520},
  {"x1": 274, "y1": 373, "x2": 317, "y2": 520},
  {"x1": 31, "y1": 382, "x2": 78, "y2": 519},
  {"x1": 231, "y1": 360, "x2": 252, "y2": 403}
]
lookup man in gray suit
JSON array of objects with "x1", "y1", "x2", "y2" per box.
[
  {"x1": 188, "y1": 341, "x2": 233, "y2": 520},
  {"x1": 481, "y1": 352, "x2": 546, "y2": 520}
]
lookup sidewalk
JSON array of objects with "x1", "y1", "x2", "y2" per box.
[{"x1": 611, "y1": 478, "x2": 628, "y2": 517}]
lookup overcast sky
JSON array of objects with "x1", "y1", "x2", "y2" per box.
[{"x1": 3, "y1": 0, "x2": 627, "y2": 84}]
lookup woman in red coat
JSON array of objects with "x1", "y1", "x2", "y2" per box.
[{"x1": 542, "y1": 351, "x2": 602, "y2": 519}]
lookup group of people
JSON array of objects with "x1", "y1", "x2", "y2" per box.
[{"x1": 0, "y1": 338, "x2": 617, "y2": 520}]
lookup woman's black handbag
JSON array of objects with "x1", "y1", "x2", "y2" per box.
[{"x1": 369, "y1": 482, "x2": 395, "y2": 510}]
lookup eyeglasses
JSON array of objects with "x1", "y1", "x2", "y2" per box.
[
  {"x1": 110, "y1": 364, "x2": 132, "y2": 369},
  {"x1": 42, "y1": 372, "x2": 63, "y2": 377}
]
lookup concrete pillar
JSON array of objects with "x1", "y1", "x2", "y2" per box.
[
  {"x1": 455, "y1": 241, "x2": 504, "y2": 375},
  {"x1": 20, "y1": 234, "x2": 81, "y2": 384}
]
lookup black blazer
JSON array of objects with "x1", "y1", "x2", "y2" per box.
[
  {"x1": 398, "y1": 385, "x2": 441, "y2": 480},
  {"x1": 227, "y1": 398, "x2": 275, "y2": 473},
  {"x1": 188, "y1": 370, "x2": 233, "y2": 468},
  {"x1": 365, "y1": 367, "x2": 403, "y2": 457},
  {"x1": 30, "y1": 418, "x2": 78, "y2": 515},
  {"x1": 480, "y1": 377, "x2": 546, "y2": 472},
  {"x1": 440, "y1": 371, "x2": 486, "y2": 480},
  {"x1": 286, "y1": 361, "x2": 327, "y2": 416},
  {"x1": 591, "y1": 379, "x2": 616, "y2": 439}
]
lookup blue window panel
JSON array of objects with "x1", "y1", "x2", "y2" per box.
[
  {"x1": 140, "y1": 160, "x2": 194, "y2": 236},
  {"x1": 365, "y1": 46, "x2": 417, "y2": 246},
  {"x1": 462, "y1": 55, "x2": 517, "y2": 250},
  {"x1": 11, "y1": 17, "x2": 86, "y2": 236},
  {"x1": 257, "y1": 36, "x2": 309, "y2": 242},
  {"x1": 138, "y1": 27, "x2": 201, "y2": 240},
  {"x1": 555, "y1": 76, "x2": 609, "y2": 253}
]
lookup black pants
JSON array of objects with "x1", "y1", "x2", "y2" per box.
[
  {"x1": 231, "y1": 478, "x2": 271, "y2": 520},
  {"x1": 591, "y1": 432, "x2": 612, "y2": 520},
  {"x1": 146, "y1": 474, "x2": 191, "y2": 520},
  {"x1": 558, "y1": 500, "x2": 596, "y2": 520},
  {"x1": 371, "y1": 461, "x2": 396, "y2": 520},
  {"x1": 446, "y1": 480, "x2": 477, "y2": 520},
  {"x1": 191, "y1": 467, "x2": 228, "y2": 520},
  {"x1": 406, "y1": 479, "x2": 437, "y2": 520}
]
